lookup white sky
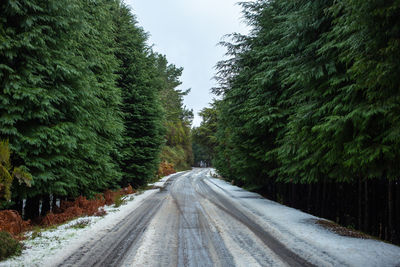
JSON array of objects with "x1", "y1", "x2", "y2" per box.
[{"x1": 125, "y1": 0, "x2": 249, "y2": 126}]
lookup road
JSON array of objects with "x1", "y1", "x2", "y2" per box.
[{"x1": 57, "y1": 169, "x2": 326, "y2": 267}]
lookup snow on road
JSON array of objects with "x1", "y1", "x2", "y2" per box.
[
  {"x1": 205, "y1": 172, "x2": 400, "y2": 267},
  {"x1": 1, "y1": 168, "x2": 399, "y2": 267},
  {"x1": 0, "y1": 172, "x2": 184, "y2": 267}
]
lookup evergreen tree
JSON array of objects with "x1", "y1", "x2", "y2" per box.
[
  {"x1": 71, "y1": 0, "x2": 124, "y2": 195},
  {"x1": 192, "y1": 102, "x2": 218, "y2": 166},
  {"x1": 213, "y1": 0, "x2": 400, "y2": 243},
  {"x1": 0, "y1": 0, "x2": 124, "y2": 217},
  {"x1": 0, "y1": 0, "x2": 88, "y2": 205},
  {"x1": 156, "y1": 55, "x2": 193, "y2": 171},
  {"x1": 114, "y1": 3, "x2": 164, "y2": 187}
]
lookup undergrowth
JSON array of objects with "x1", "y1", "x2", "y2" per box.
[
  {"x1": 113, "y1": 195, "x2": 126, "y2": 208},
  {"x1": 0, "y1": 231, "x2": 22, "y2": 261},
  {"x1": 69, "y1": 219, "x2": 91, "y2": 229}
]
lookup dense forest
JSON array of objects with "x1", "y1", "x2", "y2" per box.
[
  {"x1": 0, "y1": 0, "x2": 192, "y2": 219},
  {"x1": 2, "y1": 0, "x2": 400, "y2": 247},
  {"x1": 196, "y1": 0, "x2": 400, "y2": 244}
]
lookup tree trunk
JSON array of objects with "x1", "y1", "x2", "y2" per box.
[
  {"x1": 358, "y1": 177, "x2": 362, "y2": 230},
  {"x1": 364, "y1": 180, "x2": 369, "y2": 232},
  {"x1": 388, "y1": 179, "x2": 393, "y2": 242},
  {"x1": 41, "y1": 194, "x2": 51, "y2": 217},
  {"x1": 336, "y1": 183, "x2": 340, "y2": 223},
  {"x1": 315, "y1": 182, "x2": 320, "y2": 216},
  {"x1": 291, "y1": 183, "x2": 296, "y2": 208},
  {"x1": 10, "y1": 199, "x2": 23, "y2": 215},
  {"x1": 24, "y1": 195, "x2": 40, "y2": 220},
  {"x1": 396, "y1": 179, "x2": 400, "y2": 243},
  {"x1": 307, "y1": 184, "x2": 312, "y2": 213},
  {"x1": 321, "y1": 180, "x2": 327, "y2": 217}
]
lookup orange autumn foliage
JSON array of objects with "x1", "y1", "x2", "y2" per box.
[
  {"x1": 158, "y1": 161, "x2": 176, "y2": 177},
  {"x1": 42, "y1": 185, "x2": 135, "y2": 226},
  {"x1": 0, "y1": 184, "x2": 136, "y2": 236},
  {"x1": 0, "y1": 210, "x2": 30, "y2": 236}
]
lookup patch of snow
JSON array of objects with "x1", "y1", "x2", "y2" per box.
[
  {"x1": 199, "y1": 197, "x2": 286, "y2": 267},
  {"x1": 122, "y1": 195, "x2": 180, "y2": 267},
  {"x1": 0, "y1": 172, "x2": 180, "y2": 267},
  {"x1": 148, "y1": 171, "x2": 187, "y2": 188},
  {"x1": 204, "y1": 171, "x2": 400, "y2": 267}
]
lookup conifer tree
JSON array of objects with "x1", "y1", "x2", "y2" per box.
[
  {"x1": 213, "y1": 0, "x2": 400, "y2": 243},
  {"x1": 0, "y1": 0, "x2": 89, "y2": 210},
  {"x1": 191, "y1": 103, "x2": 218, "y2": 166},
  {"x1": 114, "y1": 3, "x2": 164, "y2": 187},
  {"x1": 156, "y1": 55, "x2": 194, "y2": 171},
  {"x1": 0, "y1": 0, "x2": 124, "y2": 217},
  {"x1": 72, "y1": 0, "x2": 123, "y2": 195}
]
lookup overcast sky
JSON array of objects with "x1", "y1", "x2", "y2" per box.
[{"x1": 125, "y1": 0, "x2": 249, "y2": 126}]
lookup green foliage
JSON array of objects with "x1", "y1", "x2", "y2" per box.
[
  {"x1": 1, "y1": 0, "x2": 82, "y2": 198},
  {"x1": 113, "y1": 194, "x2": 126, "y2": 208},
  {"x1": 0, "y1": 0, "x2": 191, "y2": 211},
  {"x1": 192, "y1": 102, "x2": 218, "y2": 166},
  {"x1": 0, "y1": 231, "x2": 22, "y2": 261},
  {"x1": 156, "y1": 56, "x2": 193, "y2": 171},
  {"x1": 160, "y1": 145, "x2": 188, "y2": 171},
  {"x1": 71, "y1": 0, "x2": 124, "y2": 196},
  {"x1": 114, "y1": 3, "x2": 164, "y2": 187},
  {"x1": 0, "y1": 0, "x2": 124, "y2": 201},
  {"x1": 0, "y1": 0, "x2": 188, "y2": 209},
  {"x1": 68, "y1": 219, "x2": 90, "y2": 230},
  {"x1": 213, "y1": 0, "x2": 400, "y2": 188},
  {"x1": 0, "y1": 140, "x2": 31, "y2": 203}
]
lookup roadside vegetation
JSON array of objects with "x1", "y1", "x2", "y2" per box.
[
  {"x1": 0, "y1": 0, "x2": 193, "y2": 260},
  {"x1": 0, "y1": 231, "x2": 22, "y2": 261},
  {"x1": 198, "y1": 0, "x2": 400, "y2": 245}
]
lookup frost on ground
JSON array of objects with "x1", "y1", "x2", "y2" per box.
[
  {"x1": 205, "y1": 170, "x2": 400, "y2": 267},
  {"x1": 0, "y1": 172, "x2": 180, "y2": 267}
]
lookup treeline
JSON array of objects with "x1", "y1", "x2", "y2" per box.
[
  {"x1": 0, "y1": 0, "x2": 192, "y2": 219},
  {"x1": 192, "y1": 103, "x2": 217, "y2": 167},
  {"x1": 211, "y1": 0, "x2": 400, "y2": 244},
  {"x1": 158, "y1": 55, "x2": 193, "y2": 171}
]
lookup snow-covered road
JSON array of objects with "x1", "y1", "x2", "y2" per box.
[{"x1": 3, "y1": 168, "x2": 400, "y2": 267}]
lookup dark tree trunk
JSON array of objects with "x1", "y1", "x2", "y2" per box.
[
  {"x1": 364, "y1": 180, "x2": 369, "y2": 232},
  {"x1": 358, "y1": 177, "x2": 362, "y2": 230},
  {"x1": 10, "y1": 199, "x2": 23, "y2": 215},
  {"x1": 315, "y1": 182, "x2": 320, "y2": 215},
  {"x1": 24, "y1": 195, "x2": 40, "y2": 220},
  {"x1": 291, "y1": 183, "x2": 296, "y2": 208},
  {"x1": 307, "y1": 183, "x2": 312, "y2": 212},
  {"x1": 321, "y1": 179, "x2": 327, "y2": 217},
  {"x1": 388, "y1": 180, "x2": 393, "y2": 242},
  {"x1": 396, "y1": 179, "x2": 400, "y2": 243},
  {"x1": 41, "y1": 194, "x2": 51, "y2": 216},
  {"x1": 336, "y1": 183, "x2": 341, "y2": 223}
]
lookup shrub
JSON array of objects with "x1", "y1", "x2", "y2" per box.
[
  {"x1": 41, "y1": 185, "x2": 134, "y2": 227},
  {"x1": 0, "y1": 140, "x2": 32, "y2": 206},
  {"x1": 157, "y1": 161, "x2": 176, "y2": 177},
  {"x1": 0, "y1": 210, "x2": 30, "y2": 236},
  {"x1": 69, "y1": 219, "x2": 90, "y2": 229},
  {"x1": 0, "y1": 231, "x2": 22, "y2": 261},
  {"x1": 113, "y1": 194, "x2": 126, "y2": 208}
]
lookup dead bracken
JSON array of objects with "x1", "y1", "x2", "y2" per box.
[{"x1": 315, "y1": 219, "x2": 370, "y2": 239}]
